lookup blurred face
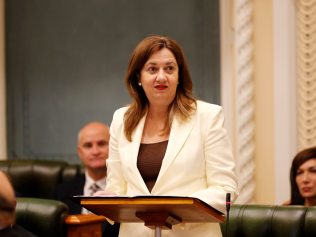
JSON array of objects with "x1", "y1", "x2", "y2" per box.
[
  {"x1": 296, "y1": 159, "x2": 316, "y2": 202},
  {"x1": 0, "y1": 171, "x2": 16, "y2": 227},
  {"x1": 140, "y1": 48, "x2": 179, "y2": 107},
  {"x1": 77, "y1": 123, "x2": 109, "y2": 172}
]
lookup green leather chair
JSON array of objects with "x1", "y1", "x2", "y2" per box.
[
  {"x1": 0, "y1": 159, "x2": 83, "y2": 198},
  {"x1": 0, "y1": 159, "x2": 81, "y2": 237},
  {"x1": 220, "y1": 204, "x2": 316, "y2": 237},
  {"x1": 16, "y1": 197, "x2": 69, "y2": 237}
]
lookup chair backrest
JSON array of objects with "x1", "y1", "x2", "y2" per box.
[
  {"x1": 0, "y1": 159, "x2": 83, "y2": 199},
  {"x1": 221, "y1": 204, "x2": 316, "y2": 237},
  {"x1": 16, "y1": 197, "x2": 69, "y2": 237}
]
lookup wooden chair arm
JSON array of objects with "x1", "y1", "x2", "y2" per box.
[{"x1": 65, "y1": 214, "x2": 107, "y2": 237}]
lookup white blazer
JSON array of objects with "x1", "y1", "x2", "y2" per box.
[{"x1": 105, "y1": 100, "x2": 238, "y2": 237}]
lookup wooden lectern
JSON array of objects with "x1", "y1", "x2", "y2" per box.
[{"x1": 73, "y1": 196, "x2": 224, "y2": 237}]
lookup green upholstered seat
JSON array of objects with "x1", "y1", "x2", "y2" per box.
[
  {"x1": 16, "y1": 197, "x2": 69, "y2": 237},
  {"x1": 221, "y1": 204, "x2": 316, "y2": 237}
]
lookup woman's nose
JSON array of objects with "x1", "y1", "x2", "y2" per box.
[
  {"x1": 302, "y1": 172, "x2": 310, "y2": 182},
  {"x1": 156, "y1": 69, "x2": 166, "y2": 82}
]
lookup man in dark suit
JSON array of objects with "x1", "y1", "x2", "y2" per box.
[
  {"x1": 55, "y1": 121, "x2": 119, "y2": 236},
  {"x1": 55, "y1": 171, "x2": 86, "y2": 214},
  {"x1": 0, "y1": 171, "x2": 38, "y2": 237}
]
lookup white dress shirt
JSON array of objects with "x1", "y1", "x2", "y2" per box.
[{"x1": 82, "y1": 171, "x2": 107, "y2": 214}]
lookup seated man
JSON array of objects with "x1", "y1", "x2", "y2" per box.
[
  {"x1": 55, "y1": 121, "x2": 119, "y2": 236},
  {"x1": 0, "y1": 171, "x2": 37, "y2": 237}
]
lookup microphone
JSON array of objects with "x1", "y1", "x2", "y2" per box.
[
  {"x1": 225, "y1": 193, "x2": 231, "y2": 237},
  {"x1": 226, "y1": 193, "x2": 231, "y2": 213}
]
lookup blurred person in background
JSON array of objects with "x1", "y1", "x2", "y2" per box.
[
  {"x1": 55, "y1": 121, "x2": 119, "y2": 237},
  {"x1": 288, "y1": 146, "x2": 316, "y2": 206},
  {"x1": 0, "y1": 171, "x2": 37, "y2": 237}
]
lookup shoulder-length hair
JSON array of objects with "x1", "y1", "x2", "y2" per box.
[
  {"x1": 124, "y1": 35, "x2": 196, "y2": 141},
  {"x1": 289, "y1": 146, "x2": 316, "y2": 205}
]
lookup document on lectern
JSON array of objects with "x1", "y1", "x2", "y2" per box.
[{"x1": 72, "y1": 195, "x2": 225, "y2": 224}]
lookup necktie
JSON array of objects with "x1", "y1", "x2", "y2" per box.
[{"x1": 89, "y1": 183, "x2": 102, "y2": 196}]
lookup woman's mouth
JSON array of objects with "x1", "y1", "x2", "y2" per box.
[
  {"x1": 302, "y1": 187, "x2": 313, "y2": 192},
  {"x1": 155, "y1": 85, "x2": 167, "y2": 90}
]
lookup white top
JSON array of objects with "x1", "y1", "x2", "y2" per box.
[{"x1": 82, "y1": 171, "x2": 107, "y2": 214}]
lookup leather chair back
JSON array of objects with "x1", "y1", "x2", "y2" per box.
[
  {"x1": 16, "y1": 197, "x2": 69, "y2": 237},
  {"x1": 0, "y1": 159, "x2": 82, "y2": 198},
  {"x1": 221, "y1": 204, "x2": 316, "y2": 237}
]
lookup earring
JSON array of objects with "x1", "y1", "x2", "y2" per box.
[{"x1": 138, "y1": 82, "x2": 142, "y2": 86}]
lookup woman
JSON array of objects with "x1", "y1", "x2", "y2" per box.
[
  {"x1": 105, "y1": 35, "x2": 238, "y2": 237},
  {"x1": 289, "y1": 146, "x2": 316, "y2": 206}
]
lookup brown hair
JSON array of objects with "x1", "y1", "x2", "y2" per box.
[
  {"x1": 124, "y1": 35, "x2": 196, "y2": 141},
  {"x1": 289, "y1": 146, "x2": 316, "y2": 205}
]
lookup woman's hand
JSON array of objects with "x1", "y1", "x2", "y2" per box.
[{"x1": 93, "y1": 190, "x2": 117, "y2": 196}]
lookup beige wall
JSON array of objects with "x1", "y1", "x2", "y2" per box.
[
  {"x1": 253, "y1": 0, "x2": 275, "y2": 204},
  {"x1": 0, "y1": 0, "x2": 6, "y2": 160},
  {"x1": 221, "y1": 0, "x2": 297, "y2": 204},
  {"x1": 271, "y1": 0, "x2": 297, "y2": 204},
  {"x1": 251, "y1": 0, "x2": 297, "y2": 204}
]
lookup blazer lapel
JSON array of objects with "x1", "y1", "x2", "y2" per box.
[
  {"x1": 130, "y1": 115, "x2": 145, "y2": 166},
  {"x1": 155, "y1": 114, "x2": 196, "y2": 185},
  {"x1": 124, "y1": 114, "x2": 150, "y2": 194},
  {"x1": 123, "y1": 112, "x2": 196, "y2": 194}
]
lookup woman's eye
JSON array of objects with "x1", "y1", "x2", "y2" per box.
[
  {"x1": 310, "y1": 168, "x2": 316, "y2": 173},
  {"x1": 165, "y1": 66, "x2": 174, "y2": 72},
  {"x1": 148, "y1": 67, "x2": 157, "y2": 73},
  {"x1": 296, "y1": 170, "x2": 303, "y2": 175}
]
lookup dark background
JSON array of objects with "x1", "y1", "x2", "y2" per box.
[{"x1": 5, "y1": 0, "x2": 221, "y2": 162}]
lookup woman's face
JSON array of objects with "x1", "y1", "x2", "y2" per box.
[
  {"x1": 296, "y1": 158, "x2": 316, "y2": 201},
  {"x1": 139, "y1": 48, "x2": 179, "y2": 107}
]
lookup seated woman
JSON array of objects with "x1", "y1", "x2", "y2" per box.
[{"x1": 288, "y1": 146, "x2": 316, "y2": 206}]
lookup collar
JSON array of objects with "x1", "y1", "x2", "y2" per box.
[{"x1": 84, "y1": 171, "x2": 107, "y2": 196}]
